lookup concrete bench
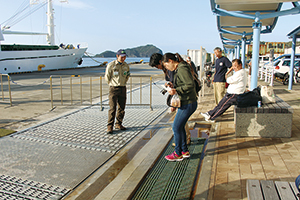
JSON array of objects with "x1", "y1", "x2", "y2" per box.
[
  {"x1": 234, "y1": 96, "x2": 293, "y2": 137},
  {"x1": 247, "y1": 179, "x2": 300, "y2": 200}
]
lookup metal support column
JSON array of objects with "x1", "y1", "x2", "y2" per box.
[
  {"x1": 250, "y1": 18, "x2": 262, "y2": 91},
  {"x1": 236, "y1": 42, "x2": 241, "y2": 59},
  {"x1": 234, "y1": 46, "x2": 237, "y2": 59},
  {"x1": 229, "y1": 49, "x2": 234, "y2": 61},
  {"x1": 288, "y1": 35, "x2": 296, "y2": 90},
  {"x1": 241, "y1": 36, "x2": 247, "y2": 68}
]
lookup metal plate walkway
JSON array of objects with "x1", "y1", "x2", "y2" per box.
[
  {"x1": 0, "y1": 81, "x2": 168, "y2": 200},
  {"x1": 132, "y1": 138, "x2": 207, "y2": 200}
]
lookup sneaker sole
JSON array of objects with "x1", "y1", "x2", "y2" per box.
[{"x1": 165, "y1": 157, "x2": 184, "y2": 162}]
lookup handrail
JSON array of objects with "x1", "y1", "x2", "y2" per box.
[
  {"x1": 50, "y1": 75, "x2": 153, "y2": 110},
  {"x1": 0, "y1": 74, "x2": 12, "y2": 106}
]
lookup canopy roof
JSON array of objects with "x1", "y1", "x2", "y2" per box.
[
  {"x1": 210, "y1": 0, "x2": 300, "y2": 50},
  {"x1": 287, "y1": 25, "x2": 300, "y2": 39}
]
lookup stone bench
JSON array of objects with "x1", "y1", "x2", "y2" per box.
[
  {"x1": 234, "y1": 96, "x2": 293, "y2": 137},
  {"x1": 247, "y1": 179, "x2": 300, "y2": 200}
]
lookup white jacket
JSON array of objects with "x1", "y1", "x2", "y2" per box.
[{"x1": 226, "y1": 69, "x2": 247, "y2": 94}]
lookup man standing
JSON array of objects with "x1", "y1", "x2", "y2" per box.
[
  {"x1": 201, "y1": 59, "x2": 247, "y2": 122},
  {"x1": 105, "y1": 49, "x2": 130, "y2": 134},
  {"x1": 213, "y1": 47, "x2": 233, "y2": 105},
  {"x1": 186, "y1": 56, "x2": 197, "y2": 74}
]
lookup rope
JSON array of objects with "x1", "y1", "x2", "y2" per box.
[
  {"x1": 84, "y1": 52, "x2": 102, "y2": 64},
  {"x1": 10, "y1": 77, "x2": 50, "y2": 86}
]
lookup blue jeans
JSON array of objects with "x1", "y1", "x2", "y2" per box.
[{"x1": 173, "y1": 101, "x2": 197, "y2": 156}]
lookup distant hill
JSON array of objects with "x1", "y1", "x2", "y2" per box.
[{"x1": 95, "y1": 44, "x2": 163, "y2": 57}]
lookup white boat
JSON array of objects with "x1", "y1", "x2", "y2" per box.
[{"x1": 0, "y1": 0, "x2": 87, "y2": 74}]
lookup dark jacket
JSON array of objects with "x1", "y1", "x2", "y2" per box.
[{"x1": 174, "y1": 62, "x2": 198, "y2": 105}]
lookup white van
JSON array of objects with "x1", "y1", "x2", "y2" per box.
[{"x1": 259, "y1": 56, "x2": 272, "y2": 67}]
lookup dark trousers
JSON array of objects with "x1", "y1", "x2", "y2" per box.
[
  {"x1": 208, "y1": 93, "x2": 237, "y2": 120},
  {"x1": 107, "y1": 86, "x2": 126, "y2": 127}
]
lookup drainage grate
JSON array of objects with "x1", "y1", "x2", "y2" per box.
[
  {"x1": 12, "y1": 105, "x2": 168, "y2": 153},
  {"x1": 132, "y1": 138, "x2": 207, "y2": 200},
  {"x1": 0, "y1": 175, "x2": 69, "y2": 200}
]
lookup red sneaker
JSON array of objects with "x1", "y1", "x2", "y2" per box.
[
  {"x1": 182, "y1": 151, "x2": 190, "y2": 158},
  {"x1": 165, "y1": 151, "x2": 183, "y2": 162}
]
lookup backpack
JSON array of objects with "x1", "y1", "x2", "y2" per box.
[
  {"x1": 189, "y1": 65, "x2": 202, "y2": 95},
  {"x1": 236, "y1": 87, "x2": 262, "y2": 107}
]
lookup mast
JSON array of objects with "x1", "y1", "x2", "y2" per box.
[{"x1": 46, "y1": 0, "x2": 55, "y2": 45}]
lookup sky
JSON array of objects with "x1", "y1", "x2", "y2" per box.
[{"x1": 0, "y1": 0, "x2": 300, "y2": 55}]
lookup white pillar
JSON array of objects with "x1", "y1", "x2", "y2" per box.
[
  {"x1": 288, "y1": 35, "x2": 296, "y2": 90},
  {"x1": 250, "y1": 19, "x2": 262, "y2": 91}
]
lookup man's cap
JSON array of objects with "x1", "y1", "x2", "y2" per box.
[{"x1": 117, "y1": 49, "x2": 127, "y2": 57}]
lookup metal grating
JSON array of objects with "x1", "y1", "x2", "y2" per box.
[
  {"x1": 0, "y1": 175, "x2": 69, "y2": 200},
  {"x1": 11, "y1": 82, "x2": 168, "y2": 154},
  {"x1": 132, "y1": 138, "x2": 207, "y2": 200}
]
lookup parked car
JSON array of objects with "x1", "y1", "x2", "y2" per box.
[
  {"x1": 262, "y1": 54, "x2": 300, "y2": 68},
  {"x1": 259, "y1": 55, "x2": 273, "y2": 67},
  {"x1": 273, "y1": 58, "x2": 300, "y2": 85}
]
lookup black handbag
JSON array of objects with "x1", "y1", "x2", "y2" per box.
[{"x1": 237, "y1": 87, "x2": 262, "y2": 108}]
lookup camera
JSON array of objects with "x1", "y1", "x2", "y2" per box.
[{"x1": 160, "y1": 89, "x2": 167, "y2": 95}]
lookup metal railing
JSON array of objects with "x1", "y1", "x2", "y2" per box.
[
  {"x1": 50, "y1": 75, "x2": 153, "y2": 110},
  {"x1": 0, "y1": 74, "x2": 12, "y2": 106},
  {"x1": 259, "y1": 66, "x2": 274, "y2": 85}
]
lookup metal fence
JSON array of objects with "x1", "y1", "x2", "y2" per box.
[
  {"x1": 0, "y1": 74, "x2": 12, "y2": 106},
  {"x1": 50, "y1": 74, "x2": 153, "y2": 110}
]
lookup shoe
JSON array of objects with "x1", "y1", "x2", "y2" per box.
[
  {"x1": 182, "y1": 151, "x2": 190, "y2": 158},
  {"x1": 107, "y1": 125, "x2": 113, "y2": 134},
  {"x1": 165, "y1": 151, "x2": 183, "y2": 161},
  {"x1": 201, "y1": 112, "x2": 210, "y2": 121},
  {"x1": 115, "y1": 124, "x2": 126, "y2": 130}
]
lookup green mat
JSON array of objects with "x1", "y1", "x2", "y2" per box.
[
  {"x1": 0, "y1": 129, "x2": 16, "y2": 138},
  {"x1": 132, "y1": 138, "x2": 207, "y2": 200}
]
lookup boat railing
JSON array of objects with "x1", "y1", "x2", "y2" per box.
[
  {"x1": 0, "y1": 74, "x2": 12, "y2": 106},
  {"x1": 49, "y1": 74, "x2": 153, "y2": 110}
]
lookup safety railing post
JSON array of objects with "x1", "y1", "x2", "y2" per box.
[
  {"x1": 80, "y1": 76, "x2": 83, "y2": 105},
  {"x1": 70, "y1": 76, "x2": 73, "y2": 105},
  {"x1": 1, "y1": 75, "x2": 4, "y2": 101},
  {"x1": 7, "y1": 75, "x2": 12, "y2": 106},
  {"x1": 100, "y1": 76, "x2": 103, "y2": 110},
  {"x1": 140, "y1": 77, "x2": 142, "y2": 104},
  {"x1": 60, "y1": 76, "x2": 63, "y2": 105},
  {"x1": 50, "y1": 76, "x2": 53, "y2": 109},
  {"x1": 150, "y1": 76, "x2": 152, "y2": 110},
  {"x1": 130, "y1": 76, "x2": 132, "y2": 104},
  {"x1": 90, "y1": 77, "x2": 92, "y2": 105}
]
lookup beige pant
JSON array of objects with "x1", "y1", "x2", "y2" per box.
[
  {"x1": 213, "y1": 82, "x2": 226, "y2": 105},
  {"x1": 185, "y1": 123, "x2": 191, "y2": 144}
]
